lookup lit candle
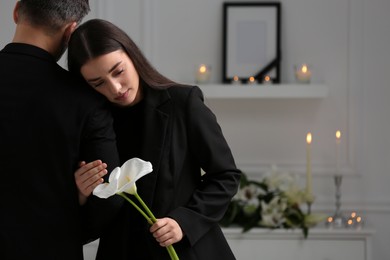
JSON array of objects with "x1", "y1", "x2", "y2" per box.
[
  {"x1": 325, "y1": 216, "x2": 334, "y2": 228},
  {"x1": 295, "y1": 64, "x2": 312, "y2": 83},
  {"x1": 355, "y1": 216, "x2": 363, "y2": 230},
  {"x1": 348, "y1": 212, "x2": 363, "y2": 229},
  {"x1": 306, "y1": 132, "x2": 312, "y2": 195},
  {"x1": 247, "y1": 76, "x2": 257, "y2": 85},
  {"x1": 195, "y1": 64, "x2": 211, "y2": 84},
  {"x1": 347, "y1": 218, "x2": 354, "y2": 228},
  {"x1": 231, "y1": 75, "x2": 241, "y2": 84},
  {"x1": 262, "y1": 75, "x2": 272, "y2": 85},
  {"x1": 336, "y1": 130, "x2": 341, "y2": 174}
]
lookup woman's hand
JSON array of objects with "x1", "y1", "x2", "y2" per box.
[
  {"x1": 75, "y1": 160, "x2": 108, "y2": 205},
  {"x1": 150, "y1": 217, "x2": 183, "y2": 247}
]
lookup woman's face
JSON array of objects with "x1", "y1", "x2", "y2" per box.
[{"x1": 80, "y1": 49, "x2": 142, "y2": 107}]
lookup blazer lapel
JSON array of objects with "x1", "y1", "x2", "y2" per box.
[{"x1": 138, "y1": 87, "x2": 171, "y2": 209}]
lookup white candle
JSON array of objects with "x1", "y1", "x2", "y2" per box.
[
  {"x1": 195, "y1": 64, "x2": 211, "y2": 84},
  {"x1": 355, "y1": 215, "x2": 363, "y2": 230},
  {"x1": 335, "y1": 130, "x2": 341, "y2": 174},
  {"x1": 306, "y1": 132, "x2": 312, "y2": 195},
  {"x1": 295, "y1": 64, "x2": 312, "y2": 83}
]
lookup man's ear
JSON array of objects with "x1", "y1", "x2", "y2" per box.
[
  {"x1": 13, "y1": 1, "x2": 21, "y2": 24},
  {"x1": 63, "y1": 22, "x2": 78, "y2": 44}
]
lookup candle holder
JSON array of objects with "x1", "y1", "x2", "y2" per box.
[
  {"x1": 305, "y1": 193, "x2": 315, "y2": 215},
  {"x1": 247, "y1": 76, "x2": 258, "y2": 85},
  {"x1": 231, "y1": 76, "x2": 242, "y2": 85},
  {"x1": 346, "y1": 212, "x2": 364, "y2": 230},
  {"x1": 195, "y1": 64, "x2": 211, "y2": 84},
  {"x1": 294, "y1": 64, "x2": 312, "y2": 84},
  {"x1": 326, "y1": 174, "x2": 347, "y2": 228},
  {"x1": 262, "y1": 75, "x2": 273, "y2": 85}
]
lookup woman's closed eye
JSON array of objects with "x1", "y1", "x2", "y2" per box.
[
  {"x1": 114, "y1": 68, "x2": 124, "y2": 77},
  {"x1": 93, "y1": 80, "x2": 105, "y2": 88}
]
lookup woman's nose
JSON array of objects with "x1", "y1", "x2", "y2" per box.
[{"x1": 107, "y1": 79, "x2": 121, "y2": 95}]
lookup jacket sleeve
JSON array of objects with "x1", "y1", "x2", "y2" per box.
[
  {"x1": 79, "y1": 101, "x2": 123, "y2": 243},
  {"x1": 168, "y1": 86, "x2": 241, "y2": 246}
]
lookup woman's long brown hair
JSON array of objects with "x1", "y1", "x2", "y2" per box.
[{"x1": 67, "y1": 19, "x2": 177, "y2": 89}]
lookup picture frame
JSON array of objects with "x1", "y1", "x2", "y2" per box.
[{"x1": 222, "y1": 2, "x2": 281, "y2": 83}]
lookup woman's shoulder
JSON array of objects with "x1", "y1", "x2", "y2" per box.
[
  {"x1": 145, "y1": 84, "x2": 204, "y2": 109},
  {"x1": 166, "y1": 84, "x2": 203, "y2": 100}
]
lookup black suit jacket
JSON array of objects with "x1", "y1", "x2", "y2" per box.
[
  {"x1": 0, "y1": 43, "x2": 120, "y2": 260},
  {"x1": 96, "y1": 85, "x2": 241, "y2": 260}
]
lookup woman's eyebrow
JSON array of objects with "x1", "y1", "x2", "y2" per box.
[
  {"x1": 108, "y1": 61, "x2": 122, "y2": 73},
  {"x1": 87, "y1": 61, "x2": 123, "y2": 82}
]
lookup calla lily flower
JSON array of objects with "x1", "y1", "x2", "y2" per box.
[
  {"x1": 93, "y1": 158, "x2": 153, "y2": 198},
  {"x1": 92, "y1": 158, "x2": 179, "y2": 260}
]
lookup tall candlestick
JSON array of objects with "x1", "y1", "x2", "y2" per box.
[
  {"x1": 335, "y1": 130, "x2": 341, "y2": 174},
  {"x1": 306, "y1": 132, "x2": 312, "y2": 195}
]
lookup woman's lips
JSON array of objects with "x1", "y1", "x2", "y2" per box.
[{"x1": 115, "y1": 89, "x2": 129, "y2": 101}]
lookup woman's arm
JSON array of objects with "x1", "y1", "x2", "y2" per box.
[
  {"x1": 75, "y1": 160, "x2": 108, "y2": 205},
  {"x1": 168, "y1": 86, "x2": 242, "y2": 246}
]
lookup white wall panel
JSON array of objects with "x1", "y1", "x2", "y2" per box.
[{"x1": 1, "y1": 0, "x2": 389, "y2": 259}]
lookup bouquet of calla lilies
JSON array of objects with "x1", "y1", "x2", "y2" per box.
[{"x1": 93, "y1": 158, "x2": 179, "y2": 260}]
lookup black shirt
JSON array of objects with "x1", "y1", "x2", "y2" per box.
[{"x1": 112, "y1": 99, "x2": 144, "y2": 164}]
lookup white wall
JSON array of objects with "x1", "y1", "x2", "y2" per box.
[{"x1": 1, "y1": 0, "x2": 389, "y2": 259}]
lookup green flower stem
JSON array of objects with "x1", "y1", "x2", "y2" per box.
[
  {"x1": 166, "y1": 244, "x2": 179, "y2": 260},
  {"x1": 134, "y1": 192, "x2": 157, "y2": 221},
  {"x1": 118, "y1": 193, "x2": 152, "y2": 225},
  {"x1": 167, "y1": 246, "x2": 176, "y2": 259},
  {"x1": 134, "y1": 192, "x2": 179, "y2": 260}
]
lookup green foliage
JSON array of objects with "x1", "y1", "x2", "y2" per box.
[{"x1": 220, "y1": 171, "x2": 324, "y2": 238}]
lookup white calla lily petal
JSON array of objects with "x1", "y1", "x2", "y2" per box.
[
  {"x1": 118, "y1": 158, "x2": 153, "y2": 194},
  {"x1": 93, "y1": 158, "x2": 153, "y2": 198},
  {"x1": 93, "y1": 183, "x2": 115, "y2": 198},
  {"x1": 93, "y1": 167, "x2": 120, "y2": 198},
  {"x1": 108, "y1": 166, "x2": 121, "y2": 183}
]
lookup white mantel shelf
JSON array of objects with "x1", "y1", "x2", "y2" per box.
[
  {"x1": 198, "y1": 83, "x2": 329, "y2": 99},
  {"x1": 84, "y1": 228, "x2": 374, "y2": 260},
  {"x1": 222, "y1": 227, "x2": 375, "y2": 239},
  {"x1": 222, "y1": 227, "x2": 374, "y2": 260}
]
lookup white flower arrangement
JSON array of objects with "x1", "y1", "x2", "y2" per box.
[{"x1": 220, "y1": 166, "x2": 325, "y2": 238}]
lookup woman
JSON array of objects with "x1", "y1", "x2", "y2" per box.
[{"x1": 68, "y1": 19, "x2": 241, "y2": 260}]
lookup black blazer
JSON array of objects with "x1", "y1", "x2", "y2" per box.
[
  {"x1": 96, "y1": 85, "x2": 241, "y2": 260},
  {"x1": 0, "y1": 43, "x2": 120, "y2": 260}
]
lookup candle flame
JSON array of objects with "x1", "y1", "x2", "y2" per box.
[
  {"x1": 336, "y1": 130, "x2": 341, "y2": 139},
  {"x1": 249, "y1": 76, "x2": 255, "y2": 82},
  {"x1": 351, "y1": 212, "x2": 356, "y2": 218},
  {"x1": 233, "y1": 76, "x2": 239, "y2": 81},
  {"x1": 301, "y1": 65, "x2": 308, "y2": 73},
  {"x1": 199, "y1": 65, "x2": 207, "y2": 73},
  {"x1": 264, "y1": 75, "x2": 270, "y2": 81},
  {"x1": 356, "y1": 216, "x2": 362, "y2": 223},
  {"x1": 306, "y1": 132, "x2": 312, "y2": 144}
]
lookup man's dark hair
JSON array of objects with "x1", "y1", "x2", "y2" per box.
[{"x1": 18, "y1": 0, "x2": 90, "y2": 33}]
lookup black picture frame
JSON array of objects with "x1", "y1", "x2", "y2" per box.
[{"x1": 223, "y1": 2, "x2": 281, "y2": 83}]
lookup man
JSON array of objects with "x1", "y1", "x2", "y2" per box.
[{"x1": 0, "y1": 1, "x2": 121, "y2": 259}]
